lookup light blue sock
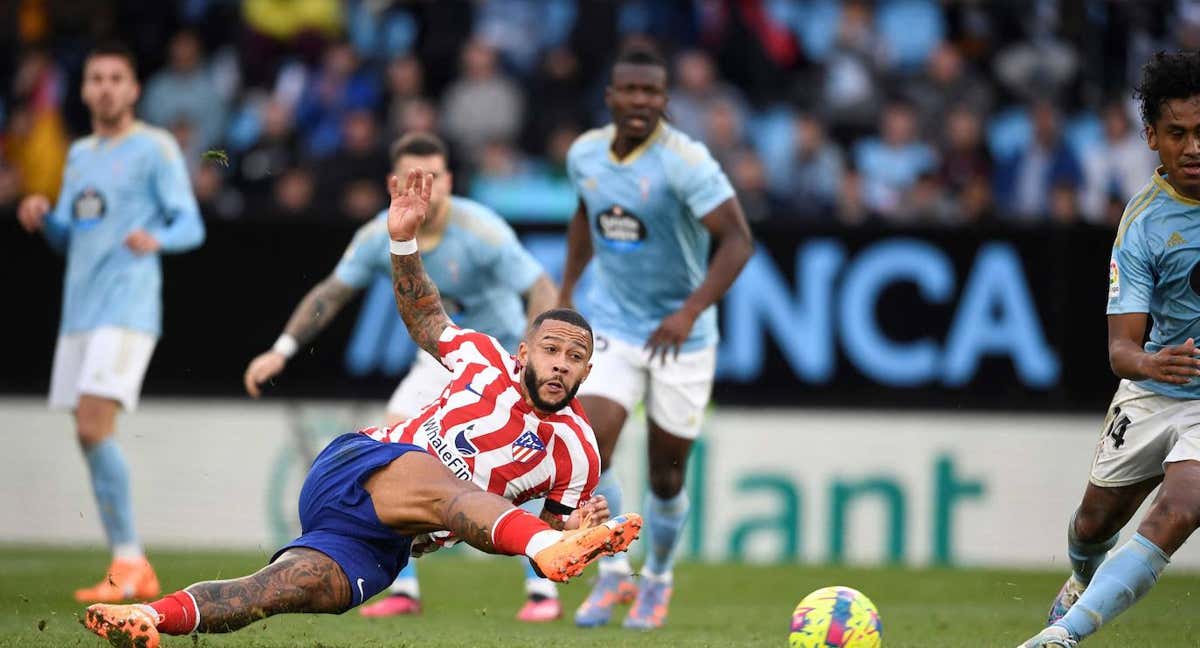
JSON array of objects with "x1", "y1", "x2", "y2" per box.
[
  {"x1": 389, "y1": 560, "x2": 419, "y2": 597},
  {"x1": 1056, "y1": 533, "x2": 1169, "y2": 639},
  {"x1": 594, "y1": 470, "x2": 632, "y2": 573},
  {"x1": 84, "y1": 439, "x2": 139, "y2": 555},
  {"x1": 643, "y1": 490, "x2": 689, "y2": 579},
  {"x1": 1067, "y1": 515, "x2": 1118, "y2": 584}
]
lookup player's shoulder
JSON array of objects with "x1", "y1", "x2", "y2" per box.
[
  {"x1": 447, "y1": 196, "x2": 516, "y2": 246},
  {"x1": 653, "y1": 122, "x2": 717, "y2": 168},
  {"x1": 1116, "y1": 175, "x2": 1186, "y2": 248},
  {"x1": 567, "y1": 125, "x2": 616, "y2": 162},
  {"x1": 128, "y1": 122, "x2": 183, "y2": 160}
]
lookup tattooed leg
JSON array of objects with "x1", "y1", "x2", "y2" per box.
[{"x1": 186, "y1": 548, "x2": 351, "y2": 633}]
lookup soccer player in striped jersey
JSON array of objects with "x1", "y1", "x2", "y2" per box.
[
  {"x1": 561, "y1": 46, "x2": 753, "y2": 630},
  {"x1": 243, "y1": 133, "x2": 564, "y2": 621},
  {"x1": 1021, "y1": 51, "x2": 1200, "y2": 647},
  {"x1": 81, "y1": 168, "x2": 641, "y2": 648},
  {"x1": 15, "y1": 42, "x2": 205, "y2": 603}
]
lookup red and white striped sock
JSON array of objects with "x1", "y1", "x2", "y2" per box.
[
  {"x1": 491, "y1": 508, "x2": 563, "y2": 559},
  {"x1": 145, "y1": 590, "x2": 200, "y2": 635}
]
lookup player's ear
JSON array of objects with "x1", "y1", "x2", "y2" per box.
[
  {"x1": 516, "y1": 340, "x2": 529, "y2": 365},
  {"x1": 1147, "y1": 124, "x2": 1159, "y2": 151}
]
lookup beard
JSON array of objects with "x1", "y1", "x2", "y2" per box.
[{"x1": 523, "y1": 364, "x2": 580, "y2": 412}]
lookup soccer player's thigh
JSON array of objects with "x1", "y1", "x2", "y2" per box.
[
  {"x1": 386, "y1": 350, "x2": 451, "y2": 423},
  {"x1": 577, "y1": 333, "x2": 647, "y2": 465},
  {"x1": 643, "y1": 346, "x2": 716, "y2": 496},
  {"x1": 58, "y1": 327, "x2": 157, "y2": 445},
  {"x1": 1082, "y1": 381, "x2": 1182, "y2": 537},
  {"x1": 1138, "y1": 406, "x2": 1200, "y2": 553}
]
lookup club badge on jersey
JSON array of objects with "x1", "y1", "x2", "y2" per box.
[
  {"x1": 511, "y1": 430, "x2": 546, "y2": 463},
  {"x1": 72, "y1": 187, "x2": 107, "y2": 227},
  {"x1": 596, "y1": 205, "x2": 646, "y2": 250}
]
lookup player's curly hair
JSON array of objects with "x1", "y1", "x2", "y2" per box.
[{"x1": 1134, "y1": 50, "x2": 1200, "y2": 127}]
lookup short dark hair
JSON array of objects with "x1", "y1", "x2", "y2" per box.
[
  {"x1": 389, "y1": 132, "x2": 448, "y2": 166},
  {"x1": 1134, "y1": 50, "x2": 1200, "y2": 127},
  {"x1": 528, "y1": 308, "x2": 593, "y2": 344},
  {"x1": 612, "y1": 45, "x2": 667, "y2": 80},
  {"x1": 85, "y1": 41, "x2": 138, "y2": 76}
]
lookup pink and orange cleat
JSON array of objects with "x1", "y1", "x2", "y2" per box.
[
  {"x1": 359, "y1": 593, "x2": 422, "y2": 617},
  {"x1": 74, "y1": 557, "x2": 161, "y2": 603},
  {"x1": 83, "y1": 603, "x2": 161, "y2": 648},
  {"x1": 516, "y1": 596, "x2": 562, "y2": 622},
  {"x1": 532, "y1": 513, "x2": 642, "y2": 583}
]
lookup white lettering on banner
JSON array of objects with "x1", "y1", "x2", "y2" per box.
[{"x1": 4, "y1": 399, "x2": 1200, "y2": 571}]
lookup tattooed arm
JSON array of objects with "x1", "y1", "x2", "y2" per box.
[
  {"x1": 243, "y1": 276, "x2": 359, "y2": 397},
  {"x1": 390, "y1": 252, "x2": 451, "y2": 358}
]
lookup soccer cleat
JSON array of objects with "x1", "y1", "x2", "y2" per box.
[
  {"x1": 622, "y1": 574, "x2": 672, "y2": 630},
  {"x1": 1047, "y1": 575, "x2": 1086, "y2": 625},
  {"x1": 74, "y1": 557, "x2": 162, "y2": 603},
  {"x1": 83, "y1": 603, "x2": 161, "y2": 648},
  {"x1": 516, "y1": 596, "x2": 562, "y2": 622},
  {"x1": 532, "y1": 513, "x2": 642, "y2": 583},
  {"x1": 359, "y1": 593, "x2": 422, "y2": 617},
  {"x1": 1017, "y1": 625, "x2": 1078, "y2": 648},
  {"x1": 574, "y1": 572, "x2": 638, "y2": 627}
]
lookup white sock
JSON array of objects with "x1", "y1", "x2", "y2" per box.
[
  {"x1": 390, "y1": 576, "x2": 420, "y2": 598},
  {"x1": 525, "y1": 577, "x2": 558, "y2": 599},
  {"x1": 112, "y1": 543, "x2": 144, "y2": 561},
  {"x1": 524, "y1": 530, "x2": 563, "y2": 558},
  {"x1": 598, "y1": 554, "x2": 633, "y2": 576}
]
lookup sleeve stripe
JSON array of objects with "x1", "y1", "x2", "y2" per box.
[{"x1": 1115, "y1": 187, "x2": 1160, "y2": 246}]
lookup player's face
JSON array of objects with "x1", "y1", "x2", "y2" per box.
[
  {"x1": 82, "y1": 56, "x2": 139, "y2": 126},
  {"x1": 1148, "y1": 96, "x2": 1200, "y2": 198},
  {"x1": 606, "y1": 63, "x2": 668, "y2": 141},
  {"x1": 517, "y1": 321, "x2": 592, "y2": 413},
  {"x1": 395, "y1": 154, "x2": 452, "y2": 213}
]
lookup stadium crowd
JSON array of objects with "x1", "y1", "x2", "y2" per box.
[{"x1": 0, "y1": 0, "x2": 1193, "y2": 228}]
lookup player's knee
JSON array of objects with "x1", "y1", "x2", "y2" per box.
[
  {"x1": 1147, "y1": 494, "x2": 1200, "y2": 538},
  {"x1": 648, "y1": 466, "x2": 685, "y2": 498},
  {"x1": 74, "y1": 412, "x2": 112, "y2": 448},
  {"x1": 1073, "y1": 506, "x2": 1122, "y2": 543}
]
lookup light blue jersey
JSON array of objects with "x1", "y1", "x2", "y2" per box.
[
  {"x1": 567, "y1": 122, "x2": 735, "y2": 351},
  {"x1": 335, "y1": 196, "x2": 544, "y2": 351},
  {"x1": 1107, "y1": 169, "x2": 1200, "y2": 399},
  {"x1": 43, "y1": 122, "x2": 204, "y2": 336}
]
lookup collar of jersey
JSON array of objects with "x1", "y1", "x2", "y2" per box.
[
  {"x1": 1153, "y1": 166, "x2": 1200, "y2": 206},
  {"x1": 608, "y1": 120, "x2": 664, "y2": 165}
]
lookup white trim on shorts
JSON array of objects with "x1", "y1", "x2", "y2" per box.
[
  {"x1": 49, "y1": 326, "x2": 158, "y2": 411},
  {"x1": 576, "y1": 330, "x2": 716, "y2": 440}
]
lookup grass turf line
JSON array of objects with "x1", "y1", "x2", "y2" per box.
[{"x1": 2, "y1": 546, "x2": 1198, "y2": 647}]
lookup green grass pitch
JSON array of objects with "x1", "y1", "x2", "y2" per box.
[{"x1": 2, "y1": 546, "x2": 1197, "y2": 647}]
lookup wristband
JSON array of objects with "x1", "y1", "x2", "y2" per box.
[
  {"x1": 390, "y1": 239, "x2": 418, "y2": 255},
  {"x1": 272, "y1": 334, "x2": 298, "y2": 358}
]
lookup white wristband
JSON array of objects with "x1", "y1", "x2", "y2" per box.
[
  {"x1": 272, "y1": 334, "x2": 298, "y2": 358},
  {"x1": 390, "y1": 239, "x2": 418, "y2": 255}
]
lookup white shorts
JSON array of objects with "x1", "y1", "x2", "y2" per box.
[
  {"x1": 576, "y1": 331, "x2": 716, "y2": 440},
  {"x1": 49, "y1": 326, "x2": 158, "y2": 411},
  {"x1": 1090, "y1": 379, "x2": 1200, "y2": 487},
  {"x1": 386, "y1": 350, "x2": 452, "y2": 418}
]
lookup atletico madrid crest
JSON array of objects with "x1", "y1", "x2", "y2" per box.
[{"x1": 511, "y1": 430, "x2": 546, "y2": 463}]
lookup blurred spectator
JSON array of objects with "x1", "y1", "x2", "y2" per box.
[
  {"x1": 994, "y1": 100, "x2": 1084, "y2": 221},
  {"x1": 272, "y1": 166, "x2": 318, "y2": 220},
  {"x1": 1081, "y1": 101, "x2": 1158, "y2": 225},
  {"x1": 669, "y1": 49, "x2": 750, "y2": 142},
  {"x1": 469, "y1": 134, "x2": 576, "y2": 223},
  {"x1": 194, "y1": 163, "x2": 244, "y2": 221},
  {"x1": 780, "y1": 113, "x2": 845, "y2": 221},
  {"x1": 992, "y1": 2, "x2": 1078, "y2": 102},
  {"x1": 240, "y1": 0, "x2": 343, "y2": 86},
  {"x1": 874, "y1": 0, "x2": 946, "y2": 72},
  {"x1": 520, "y1": 47, "x2": 587, "y2": 154},
  {"x1": 904, "y1": 43, "x2": 992, "y2": 143},
  {"x1": 236, "y1": 99, "x2": 301, "y2": 215},
  {"x1": 938, "y1": 105, "x2": 993, "y2": 223},
  {"x1": 836, "y1": 167, "x2": 875, "y2": 226},
  {"x1": 385, "y1": 55, "x2": 426, "y2": 139},
  {"x1": 853, "y1": 100, "x2": 937, "y2": 218},
  {"x1": 704, "y1": 98, "x2": 746, "y2": 172},
  {"x1": 294, "y1": 40, "x2": 380, "y2": 158},
  {"x1": 475, "y1": 0, "x2": 578, "y2": 74},
  {"x1": 442, "y1": 38, "x2": 525, "y2": 166},
  {"x1": 896, "y1": 172, "x2": 957, "y2": 224},
  {"x1": 141, "y1": 30, "x2": 227, "y2": 162},
  {"x1": 1049, "y1": 182, "x2": 1082, "y2": 225},
  {"x1": 398, "y1": 98, "x2": 440, "y2": 135},
  {"x1": 5, "y1": 50, "x2": 67, "y2": 199},
  {"x1": 317, "y1": 109, "x2": 388, "y2": 221},
  {"x1": 820, "y1": 0, "x2": 883, "y2": 144},
  {"x1": 727, "y1": 147, "x2": 781, "y2": 224}
]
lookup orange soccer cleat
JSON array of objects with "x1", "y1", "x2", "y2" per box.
[
  {"x1": 83, "y1": 603, "x2": 161, "y2": 648},
  {"x1": 74, "y1": 557, "x2": 162, "y2": 603},
  {"x1": 532, "y1": 514, "x2": 642, "y2": 583}
]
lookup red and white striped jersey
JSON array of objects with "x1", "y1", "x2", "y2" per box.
[{"x1": 363, "y1": 326, "x2": 600, "y2": 513}]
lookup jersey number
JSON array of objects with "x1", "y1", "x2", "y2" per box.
[{"x1": 1106, "y1": 406, "x2": 1131, "y2": 450}]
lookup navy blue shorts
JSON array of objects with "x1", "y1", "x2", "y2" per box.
[{"x1": 271, "y1": 433, "x2": 422, "y2": 608}]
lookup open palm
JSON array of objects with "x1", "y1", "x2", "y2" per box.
[{"x1": 388, "y1": 168, "x2": 434, "y2": 241}]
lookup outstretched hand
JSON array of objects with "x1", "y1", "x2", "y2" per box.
[
  {"x1": 387, "y1": 168, "x2": 434, "y2": 242},
  {"x1": 564, "y1": 495, "x2": 610, "y2": 531}
]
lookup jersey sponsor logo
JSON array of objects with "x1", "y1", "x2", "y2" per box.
[
  {"x1": 511, "y1": 429, "x2": 546, "y2": 463},
  {"x1": 72, "y1": 187, "x2": 107, "y2": 226},
  {"x1": 1109, "y1": 259, "x2": 1120, "y2": 299},
  {"x1": 454, "y1": 424, "x2": 478, "y2": 457},
  {"x1": 596, "y1": 205, "x2": 646, "y2": 250},
  {"x1": 420, "y1": 417, "x2": 472, "y2": 480}
]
